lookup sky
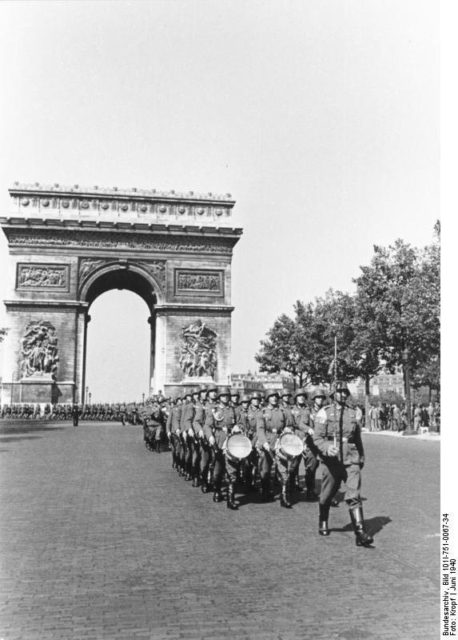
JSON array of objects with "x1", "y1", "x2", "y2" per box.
[{"x1": 0, "y1": 0, "x2": 440, "y2": 403}]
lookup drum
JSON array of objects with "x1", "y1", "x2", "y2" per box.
[
  {"x1": 278, "y1": 433, "x2": 303, "y2": 459},
  {"x1": 226, "y1": 433, "x2": 252, "y2": 461}
]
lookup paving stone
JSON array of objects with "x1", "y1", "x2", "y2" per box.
[{"x1": 0, "y1": 421, "x2": 439, "y2": 639}]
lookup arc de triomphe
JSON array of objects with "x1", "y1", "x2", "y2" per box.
[{"x1": 0, "y1": 183, "x2": 242, "y2": 404}]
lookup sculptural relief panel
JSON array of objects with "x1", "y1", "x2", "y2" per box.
[
  {"x1": 16, "y1": 263, "x2": 70, "y2": 291},
  {"x1": 174, "y1": 269, "x2": 224, "y2": 297},
  {"x1": 178, "y1": 320, "x2": 218, "y2": 379},
  {"x1": 20, "y1": 320, "x2": 59, "y2": 379}
]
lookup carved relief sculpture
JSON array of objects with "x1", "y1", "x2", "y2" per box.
[
  {"x1": 179, "y1": 320, "x2": 218, "y2": 378},
  {"x1": 175, "y1": 270, "x2": 223, "y2": 295},
  {"x1": 17, "y1": 264, "x2": 69, "y2": 290},
  {"x1": 21, "y1": 321, "x2": 59, "y2": 379}
]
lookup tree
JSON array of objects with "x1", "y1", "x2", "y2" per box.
[
  {"x1": 255, "y1": 313, "x2": 308, "y2": 388},
  {"x1": 354, "y1": 233, "x2": 440, "y2": 426}
]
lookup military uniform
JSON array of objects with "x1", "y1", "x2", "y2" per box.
[
  {"x1": 180, "y1": 394, "x2": 195, "y2": 479},
  {"x1": 313, "y1": 381, "x2": 373, "y2": 546},
  {"x1": 191, "y1": 388, "x2": 207, "y2": 486},
  {"x1": 203, "y1": 388, "x2": 236, "y2": 503},
  {"x1": 256, "y1": 392, "x2": 287, "y2": 503}
]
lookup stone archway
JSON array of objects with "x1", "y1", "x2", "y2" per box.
[{"x1": 0, "y1": 183, "x2": 242, "y2": 404}]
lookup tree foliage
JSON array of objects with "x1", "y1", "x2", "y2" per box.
[{"x1": 255, "y1": 223, "x2": 440, "y2": 414}]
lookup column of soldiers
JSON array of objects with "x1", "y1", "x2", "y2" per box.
[{"x1": 141, "y1": 381, "x2": 373, "y2": 547}]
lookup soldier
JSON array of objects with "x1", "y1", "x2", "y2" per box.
[
  {"x1": 290, "y1": 388, "x2": 310, "y2": 493},
  {"x1": 167, "y1": 396, "x2": 183, "y2": 473},
  {"x1": 72, "y1": 403, "x2": 79, "y2": 427},
  {"x1": 236, "y1": 393, "x2": 257, "y2": 489},
  {"x1": 280, "y1": 390, "x2": 294, "y2": 427},
  {"x1": 256, "y1": 390, "x2": 287, "y2": 504},
  {"x1": 313, "y1": 381, "x2": 373, "y2": 546},
  {"x1": 200, "y1": 385, "x2": 218, "y2": 492},
  {"x1": 302, "y1": 386, "x2": 328, "y2": 499},
  {"x1": 230, "y1": 390, "x2": 242, "y2": 423},
  {"x1": 203, "y1": 386, "x2": 236, "y2": 504},
  {"x1": 180, "y1": 391, "x2": 195, "y2": 480},
  {"x1": 191, "y1": 385, "x2": 207, "y2": 487}
]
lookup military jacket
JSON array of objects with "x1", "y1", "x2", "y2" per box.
[
  {"x1": 193, "y1": 401, "x2": 206, "y2": 433},
  {"x1": 203, "y1": 402, "x2": 236, "y2": 448},
  {"x1": 236, "y1": 408, "x2": 252, "y2": 438},
  {"x1": 180, "y1": 401, "x2": 195, "y2": 432},
  {"x1": 256, "y1": 406, "x2": 287, "y2": 448},
  {"x1": 170, "y1": 405, "x2": 182, "y2": 433},
  {"x1": 281, "y1": 403, "x2": 294, "y2": 429},
  {"x1": 291, "y1": 405, "x2": 311, "y2": 440},
  {"x1": 313, "y1": 403, "x2": 364, "y2": 466}
]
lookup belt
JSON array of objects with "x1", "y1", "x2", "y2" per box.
[
  {"x1": 324, "y1": 435, "x2": 348, "y2": 442},
  {"x1": 265, "y1": 428, "x2": 278, "y2": 434}
]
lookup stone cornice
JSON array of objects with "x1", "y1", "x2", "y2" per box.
[
  {"x1": 0, "y1": 217, "x2": 243, "y2": 237},
  {"x1": 9, "y1": 182, "x2": 235, "y2": 204},
  {"x1": 4, "y1": 300, "x2": 89, "y2": 310},
  {"x1": 7, "y1": 182, "x2": 239, "y2": 228},
  {"x1": 154, "y1": 304, "x2": 234, "y2": 314}
]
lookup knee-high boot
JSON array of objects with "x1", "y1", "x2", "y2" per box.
[
  {"x1": 319, "y1": 503, "x2": 330, "y2": 536},
  {"x1": 227, "y1": 483, "x2": 238, "y2": 510},
  {"x1": 349, "y1": 505, "x2": 374, "y2": 547}
]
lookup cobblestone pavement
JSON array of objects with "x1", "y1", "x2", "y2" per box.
[{"x1": 0, "y1": 422, "x2": 440, "y2": 640}]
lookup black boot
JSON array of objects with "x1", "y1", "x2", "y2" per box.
[
  {"x1": 192, "y1": 472, "x2": 200, "y2": 487},
  {"x1": 319, "y1": 504, "x2": 330, "y2": 536},
  {"x1": 349, "y1": 506, "x2": 374, "y2": 547},
  {"x1": 280, "y1": 483, "x2": 292, "y2": 508},
  {"x1": 260, "y1": 479, "x2": 274, "y2": 502},
  {"x1": 227, "y1": 483, "x2": 238, "y2": 510},
  {"x1": 213, "y1": 483, "x2": 223, "y2": 503}
]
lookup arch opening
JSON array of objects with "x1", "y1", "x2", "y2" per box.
[{"x1": 82, "y1": 268, "x2": 158, "y2": 403}]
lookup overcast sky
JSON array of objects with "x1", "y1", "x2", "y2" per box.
[{"x1": 0, "y1": 0, "x2": 439, "y2": 402}]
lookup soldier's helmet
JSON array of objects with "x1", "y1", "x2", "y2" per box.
[
  {"x1": 240, "y1": 394, "x2": 251, "y2": 403},
  {"x1": 231, "y1": 389, "x2": 240, "y2": 398},
  {"x1": 281, "y1": 390, "x2": 292, "y2": 398},
  {"x1": 330, "y1": 380, "x2": 350, "y2": 396},
  {"x1": 266, "y1": 390, "x2": 280, "y2": 399},
  {"x1": 294, "y1": 388, "x2": 308, "y2": 400},
  {"x1": 218, "y1": 386, "x2": 231, "y2": 398},
  {"x1": 250, "y1": 391, "x2": 262, "y2": 401},
  {"x1": 207, "y1": 385, "x2": 218, "y2": 394},
  {"x1": 311, "y1": 385, "x2": 327, "y2": 399},
  {"x1": 199, "y1": 385, "x2": 208, "y2": 394},
  {"x1": 192, "y1": 387, "x2": 200, "y2": 396}
]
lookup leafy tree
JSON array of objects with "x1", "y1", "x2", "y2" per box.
[
  {"x1": 354, "y1": 233, "x2": 440, "y2": 425},
  {"x1": 255, "y1": 313, "x2": 308, "y2": 388}
]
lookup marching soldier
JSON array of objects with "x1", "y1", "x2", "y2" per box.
[
  {"x1": 199, "y1": 385, "x2": 218, "y2": 492},
  {"x1": 190, "y1": 385, "x2": 207, "y2": 486},
  {"x1": 167, "y1": 396, "x2": 183, "y2": 473},
  {"x1": 236, "y1": 393, "x2": 258, "y2": 489},
  {"x1": 230, "y1": 390, "x2": 242, "y2": 424},
  {"x1": 290, "y1": 388, "x2": 310, "y2": 492},
  {"x1": 292, "y1": 387, "x2": 322, "y2": 499},
  {"x1": 203, "y1": 386, "x2": 236, "y2": 504},
  {"x1": 256, "y1": 390, "x2": 286, "y2": 504},
  {"x1": 180, "y1": 391, "x2": 195, "y2": 480},
  {"x1": 313, "y1": 381, "x2": 373, "y2": 546}
]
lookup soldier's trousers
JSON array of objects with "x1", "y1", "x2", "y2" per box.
[
  {"x1": 200, "y1": 442, "x2": 212, "y2": 481},
  {"x1": 276, "y1": 453, "x2": 298, "y2": 485},
  {"x1": 212, "y1": 449, "x2": 226, "y2": 488},
  {"x1": 258, "y1": 449, "x2": 274, "y2": 482},
  {"x1": 303, "y1": 445, "x2": 319, "y2": 490},
  {"x1": 319, "y1": 461, "x2": 362, "y2": 508},
  {"x1": 191, "y1": 439, "x2": 201, "y2": 474},
  {"x1": 225, "y1": 454, "x2": 240, "y2": 484}
]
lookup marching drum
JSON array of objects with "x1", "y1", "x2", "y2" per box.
[
  {"x1": 278, "y1": 433, "x2": 303, "y2": 459},
  {"x1": 226, "y1": 433, "x2": 252, "y2": 461}
]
